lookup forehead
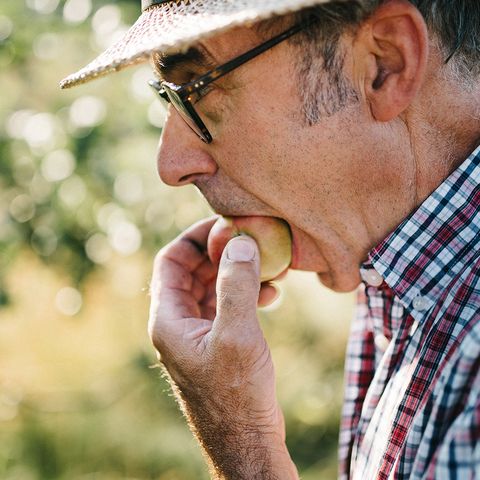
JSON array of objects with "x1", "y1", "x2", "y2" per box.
[
  {"x1": 199, "y1": 24, "x2": 266, "y2": 61},
  {"x1": 153, "y1": 24, "x2": 271, "y2": 81}
]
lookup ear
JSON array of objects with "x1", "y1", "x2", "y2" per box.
[{"x1": 359, "y1": 0, "x2": 428, "y2": 122}]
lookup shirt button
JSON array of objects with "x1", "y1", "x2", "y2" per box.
[
  {"x1": 412, "y1": 295, "x2": 429, "y2": 312},
  {"x1": 361, "y1": 269, "x2": 384, "y2": 287}
]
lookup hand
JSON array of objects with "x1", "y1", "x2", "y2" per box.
[{"x1": 148, "y1": 216, "x2": 297, "y2": 479}]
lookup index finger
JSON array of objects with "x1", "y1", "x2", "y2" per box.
[
  {"x1": 161, "y1": 216, "x2": 218, "y2": 266},
  {"x1": 152, "y1": 216, "x2": 218, "y2": 292}
]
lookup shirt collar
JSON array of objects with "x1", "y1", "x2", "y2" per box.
[{"x1": 366, "y1": 145, "x2": 480, "y2": 318}]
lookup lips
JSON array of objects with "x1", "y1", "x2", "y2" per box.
[
  {"x1": 207, "y1": 210, "x2": 329, "y2": 275},
  {"x1": 288, "y1": 227, "x2": 299, "y2": 270},
  {"x1": 286, "y1": 223, "x2": 329, "y2": 273}
]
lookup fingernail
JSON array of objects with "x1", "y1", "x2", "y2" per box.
[{"x1": 227, "y1": 237, "x2": 255, "y2": 262}]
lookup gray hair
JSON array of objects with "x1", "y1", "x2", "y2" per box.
[{"x1": 289, "y1": 1, "x2": 480, "y2": 122}]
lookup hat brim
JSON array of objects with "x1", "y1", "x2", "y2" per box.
[{"x1": 60, "y1": 0, "x2": 331, "y2": 89}]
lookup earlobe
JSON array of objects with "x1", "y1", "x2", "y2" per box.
[{"x1": 362, "y1": 0, "x2": 429, "y2": 122}]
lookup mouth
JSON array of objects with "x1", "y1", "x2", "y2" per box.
[
  {"x1": 210, "y1": 212, "x2": 361, "y2": 292},
  {"x1": 289, "y1": 231, "x2": 300, "y2": 270},
  {"x1": 208, "y1": 214, "x2": 293, "y2": 281},
  {"x1": 284, "y1": 222, "x2": 329, "y2": 274},
  {"x1": 210, "y1": 211, "x2": 329, "y2": 274}
]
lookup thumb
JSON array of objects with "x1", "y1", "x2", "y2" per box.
[{"x1": 213, "y1": 235, "x2": 261, "y2": 333}]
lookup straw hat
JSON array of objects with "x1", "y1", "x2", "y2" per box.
[{"x1": 60, "y1": 0, "x2": 335, "y2": 89}]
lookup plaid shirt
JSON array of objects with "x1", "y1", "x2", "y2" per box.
[{"x1": 338, "y1": 145, "x2": 480, "y2": 479}]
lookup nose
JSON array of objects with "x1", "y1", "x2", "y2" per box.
[{"x1": 156, "y1": 108, "x2": 217, "y2": 186}]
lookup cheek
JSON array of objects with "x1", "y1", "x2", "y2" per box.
[
  {"x1": 213, "y1": 131, "x2": 308, "y2": 221},
  {"x1": 207, "y1": 74, "x2": 312, "y2": 204},
  {"x1": 219, "y1": 96, "x2": 300, "y2": 171},
  {"x1": 218, "y1": 119, "x2": 291, "y2": 185}
]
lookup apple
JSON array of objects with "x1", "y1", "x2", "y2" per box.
[{"x1": 207, "y1": 216, "x2": 292, "y2": 282}]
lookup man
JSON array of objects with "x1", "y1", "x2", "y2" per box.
[{"x1": 61, "y1": 0, "x2": 480, "y2": 478}]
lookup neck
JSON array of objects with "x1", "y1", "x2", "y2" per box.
[{"x1": 406, "y1": 65, "x2": 480, "y2": 207}]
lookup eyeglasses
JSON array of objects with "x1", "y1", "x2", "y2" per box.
[{"x1": 149, "y1": 21, "x2": 310, "y2": 143}]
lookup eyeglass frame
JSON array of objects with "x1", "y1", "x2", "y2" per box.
[{"x1": 149, "y1": 20, "x2": 312, "y2": 143}]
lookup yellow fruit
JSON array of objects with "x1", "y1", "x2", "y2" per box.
[{"x1": 207, "y1": 216, "x2": 292, "y2": 282}]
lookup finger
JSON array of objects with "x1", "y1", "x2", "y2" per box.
[
  {"x1": 150, "y1": 287, "x2": 201, "y2": 323},
  {"x1": 191, "y1": 276, "x2": 206, "y2": 303},
  {"x1": 160, "y1": 216, "x2": 218, "y2": 277},
  {"x1": 151, "y1": 216, "x2": 218, "y2": 296},
  {"x1": 258, "y1": 283, "x2": 279, "y2": 307},
  {"x1": 212, "y1": 235, "x2": 261, "y2": 335},
  {"x1": 194, "y1": 257, "x2": 218, "y2": 284},
  {"x1": 150, "y1": 261, "x2": 215, "y2": 326},
  {"x1": 202, "y1": 278, "x2": 217, "y2": 308},
  {"x1": 191, "y1": 265, "x2": 217, "y2": 303},
  {"x1": 200, "y1": 304, "x2": 216, "y2": 321}
]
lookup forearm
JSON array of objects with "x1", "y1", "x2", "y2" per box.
[
  {"x1": 170, "y1": 378, "x2": 299, "y2": 479},
  {"x1": 190, "y1": 410, "x2": 298, "y2": 480}
]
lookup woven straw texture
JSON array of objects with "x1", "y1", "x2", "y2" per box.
[{"x1": 60, "y1": 0, "x2": 333, "y2": 89}]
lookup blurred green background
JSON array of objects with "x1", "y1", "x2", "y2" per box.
[{"x1": 0, "y1": 1, "x2": 355, "y2": 478}]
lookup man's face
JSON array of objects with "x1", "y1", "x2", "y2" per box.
[{"x1": 155, "y1": 23, "x2": 415, "y2": 292}]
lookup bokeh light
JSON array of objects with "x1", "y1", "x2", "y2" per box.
[
  {"x1": 41, "y1": 149, "x2": 76, "y2": 182},
  {"x1": 55, "y1": 287, "x2": 83, "y2": 316},
  {"x1": 6, "y1": 110, "x2": 35, "y2": 140},
  {"x1": 63, "y1": 0, "x2": 92, "y2": 24},
  {"x1": 148, "y1": 100, "x2": 168, "y2": 128},
  {"x1": 31, "y1": 225, "x2": 58, "y2": 256},
  {"x1": 92, "y1": 4, "x2": 121, "y2": 35},
  {"x1": 33, "y1": 33, "x2": 61, "y2": 60},
  {"x1": 114, "y1": 172, "x2": 144, "y2": 206},
  {"x1": 0, "y1": 15, "x2": 13, "y2": 41},
  {"x1": 9, "y1": 194, "x2": 35, "y2": 224},
  {"x1": 131, "y1": 66, "x2": 155, "y2": 102},
  {"x1": 108, "y1": 220, "x2": 142, "y2": 256},
  {"x1": 69, "y1": 95, "x2": 106, "y2": 129},
  {"x1": 85, "y1": 232, "x2": 112, "y2": 264},
  {"x1": 26, "y1": 0, "x2": 60, "y2": 15},
  {"x1": 91, "y1": 3, "x2": 129, "y2": 50},
  {"x1": 12, "y1": 156, "x2": 36, "y2": 187},
  {"x1": 29, "y1": 172, "x2": 54, "y2": 203},
  {"x1": 58, "y1": 175, "x2": 87, "y2": 208}
]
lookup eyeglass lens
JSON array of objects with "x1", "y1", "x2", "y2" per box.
[{"x1": 150, "y1": 82, "x2": 207, "y2": 142}]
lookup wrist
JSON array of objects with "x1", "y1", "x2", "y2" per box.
[{"x1": 207, "y1": 436, "x2": 298, "y2": 480}]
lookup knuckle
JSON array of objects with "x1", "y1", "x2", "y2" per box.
[
  {"x1": 218, "y1": 271, "x2": 257, "y2": 296},
  {"x1": 152, "y1": 252, "x2": 166, "y2": 276},
  {"x1": 217, "y1": 290, "x2": 254, "y2": 319},
  {"x1": 148, "y1": 318, "x2": 165, "y2": 353},
  {"x1": 153, "y1": 246, "x2": 169, "y2": 267},
  {"x1": 147, "y1": 306, "x2": 171, "y2": 353}
]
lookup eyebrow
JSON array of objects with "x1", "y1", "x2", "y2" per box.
[{"x1": 152, "y1": 46, "x2": 216, "y2": 81}]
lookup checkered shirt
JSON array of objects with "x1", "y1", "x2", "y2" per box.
[{"x1": 338, "y1": 145, "x2": 480, "y2": 479}]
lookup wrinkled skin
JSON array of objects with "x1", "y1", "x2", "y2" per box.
[
  {"x1": 149, "y1": 219, "x2": 296, "y2": 477},
  {"x1": 148, "y1": 0, "x2": 480, "y2": 477}
]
